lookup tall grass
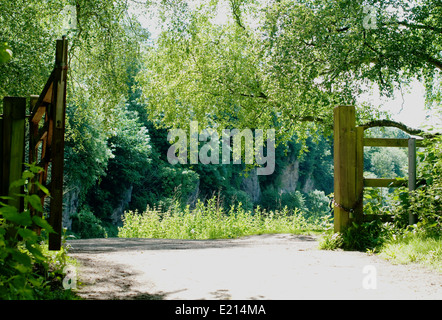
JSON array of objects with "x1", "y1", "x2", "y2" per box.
[
  {"x1": 379, "y1": 233, "x2": 442, "y2": 272},
  {"x1": 118, "y1": 197, "x2": 329, "y2": 239}
]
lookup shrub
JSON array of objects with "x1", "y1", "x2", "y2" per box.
[
  {"x1": 318, "y1": 232, "x2": 344, "y2": 250},
  {"x1": 260, "y1": 187, "x2": 307, "y2": 212},
  {"x1": 71, "y1": 208, "x2": 108, "y2": 239},
  {"x1": 0, "y1": 165, "x2": 76, "y2": 299},
  {"x1": 222, "y1": 189, "x2": 253, "y2": 211},
  {"x1": 342, "y1": 220, "x2": 397, "y2": 251},
  {"x1": 304, "y1": 189, "x2": 330, "y2": 217},
  {"x1": 387, "y1": 136, "x2": 442, "y2": 236},
  {"x1": 118, "y1": 196, "x2": 327, "y2": 240}
]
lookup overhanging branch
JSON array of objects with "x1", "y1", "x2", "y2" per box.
[{"x1": 360, "y1": 119, "x2": 439, "y2": 138}]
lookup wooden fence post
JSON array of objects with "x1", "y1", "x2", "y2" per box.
[
  {"x1": 334, "y1": 105, "x2": 358, "y2": 233},
  {"x1": 48, "y1": 37, "x2": 68, "y2": 250},
  {"x1": 355, "y1": 126, "x2": 365, "y2": 223},
  {"x1": 1, "y1": 97, "x2": 26, "y2": 211},
  {"x1": 408, "y1": 138, "x2": 417, "y2": 225}
]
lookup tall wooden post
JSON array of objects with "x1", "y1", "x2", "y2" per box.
[
  {"x1": 1, "y1": 97, "x2": 26, "y2": 211},
  {"x1": 334, "y1": 105, "x2": 357, "y2": 233},
  {"x1": 48, "y1": 37, "x2": 68, "y2": 250},
  {"x1": 408, "y1": 138, "x2": 417, "y2": 225},
  {"x1": 355, "y1": 126, "x2": 365, "y2": 223}
]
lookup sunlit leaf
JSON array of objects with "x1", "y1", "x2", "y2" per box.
[
  {"x1": 26, "y1": 194, "x2": 43, "y2": 212},
  {"x1": 32, "y1": 216, "x2": 54, "y2": 233}
]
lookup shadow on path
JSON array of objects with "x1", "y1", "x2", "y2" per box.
[{"x1": 67, "y1": 233, "x2": 317, "y2": 254}]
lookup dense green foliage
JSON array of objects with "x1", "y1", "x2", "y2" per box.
[
  {"x1": 410, "y1": 136, "x2": 442, "y2": 235},
  {"x1": 0, "y1": 166, "x2": 76, "y2": 299},
  {"x1": 138, "y1": 0, "x2": 442, "y2": 141}
]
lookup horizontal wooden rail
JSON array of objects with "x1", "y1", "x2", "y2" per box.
[
  {"x1": 364, "y1": 138, "x2": 424, "y2": 148},
  {"x1": 30, "y1": 70, "x2": 55, "y2": 123},
  {"x1": 364, "y1": 178, "x2": 407, "y2": 188}
]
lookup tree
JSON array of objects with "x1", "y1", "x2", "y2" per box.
[
  {"x1": 137, "y1": 0, "x2": 441, "y2": 143},
  {"x1": 0, "y1": 0, "x2": 147, "y2": 125}
]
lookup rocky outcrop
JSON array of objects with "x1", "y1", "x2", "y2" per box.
[
  {"x1": 279, "y1": 160, "x2": 300, "y2": 193},
  {"x1": 240, "y1": 168, "x2": 261, "y2": 203},
  {"x1": 187, "y1": 179, "x2": 200, "y2": 207},
  {"x1": 63, "y1": 185, "x2": 80, "y2": 230},
  {"x1": 110, "y1": 185, "x2": 133, "y2": 227},
  {"x1": 302, "y1": 172, "x2": 315, "y2": 193}
]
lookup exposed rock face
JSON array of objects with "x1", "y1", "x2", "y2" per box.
[
  {"x1": 279, "y1": 160, "x2": 300, "y2": 193},
  {"x1": 240, "y1": 168, "x2": 261, "y2": 203},
  {"x1": 110, "y1": 185, "x2": 133, "y2": 227},
  {"x1": 302, "y1": 173, "x2": 315, "y2": 193},
  {"x1": 63, "y1": 182, "x2": 134, "y2": 230},
  {"x1": 240, "y1": 158, "x2": 306, "y2": 204},
  {"x1": 187, "y1": 179, "x2": 200, "y2": 207},
  {"x1": 63, "y1": 186, "x2": 80, "y2": 230}
]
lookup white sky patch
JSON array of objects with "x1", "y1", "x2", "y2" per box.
[{"x1": 358, "y1": 79, "x2": 442, "y2": 132}]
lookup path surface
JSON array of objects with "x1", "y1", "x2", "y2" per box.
[{"x1": 67, "y1": 234, "x2": 441, "y2": 300}]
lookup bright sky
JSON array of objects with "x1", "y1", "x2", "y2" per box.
[{"x1": 359, "y1": 80, "x2": 442, "y2": 131}]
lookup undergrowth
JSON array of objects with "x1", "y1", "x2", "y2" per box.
[
  {"x1": 0, "y1": 165, "x2": 79, "y2": 300},
  {"x1": 118, "y1": 197, "x2": 330, "y2": 239}
]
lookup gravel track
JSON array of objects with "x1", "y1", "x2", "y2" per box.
[{"x1": 67, "y1": 234, "x2": 442, "y2": 300}]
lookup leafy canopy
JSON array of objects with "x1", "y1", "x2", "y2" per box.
[{"x1": 137, "y1": 0, "x2": 442, "y2": 142}]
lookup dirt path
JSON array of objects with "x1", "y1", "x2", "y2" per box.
[{"x1": 67, "y1": 234, "x2": 441, "y2": 300}]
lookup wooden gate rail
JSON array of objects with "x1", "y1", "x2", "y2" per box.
[
  {"x1": 0, "y1": 37, "x2": 68, "y2": 251},
  {"x1": 29, "y1": 36, "x2": 68, "y2": 250},
  {"x1": 334, "y1": 105, "x2": 425, "y2": 233}
]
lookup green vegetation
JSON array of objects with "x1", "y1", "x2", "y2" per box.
[
  {"x1": 0, "y1": 165, "x2": 77, "y2": 300},
  {"x1": 1, "y1": 0, "x2": 441, "y2": 301},
  {"x1": 380, "y1": 233, "x2": 442, "y2": 272},
  {"x1": 319, "y1": 134, "x2": 442, "y2": 271},
  {"x1": 118, "y1": 196, "x2": 329, "y2": 240}
]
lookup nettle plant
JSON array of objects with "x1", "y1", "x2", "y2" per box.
[{"x1": 0, "y1": 164, "x2": 69, "y2": 299}]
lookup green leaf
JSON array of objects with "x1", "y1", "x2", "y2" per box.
[
  {"x1": 22, "y1": 171, "x2": 34, "y2": 180},
  {"x1": 26, "y1": 243, "x2": 46, "y2": 262},
  {"x1": 18, "y1": 228, "x2": 38, "y2": 242},
  {"x1": 34, "y1": 181, "x2": 50, "y2": 196},
  {"x1": 24, "y1": 163, "x2": 44, "y2": 174},
  {"x1": 32, "y1": 216, "x2": 54, "y2": 233},
  {"x1": 26, "y1": 194, "x2": 43, "y2": 212},
  {"x1": 1, "y1": 208, "x2": 32, "y2": 226},
  {"x1": 11, "y1": 250, "x2": 32, "y2": 270},
  {"x1": 13, "y1": 263, "x2": 30, "y2": 274},
  {"x1": 27, "y1": 276, "x2": 44, "y2": 287},
  {"x1": 9, "y1": 179, "x2": 27, "y2": 190},
  {"x1": 0, "y1": 42, "x2": 13, "y2": 64}
]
